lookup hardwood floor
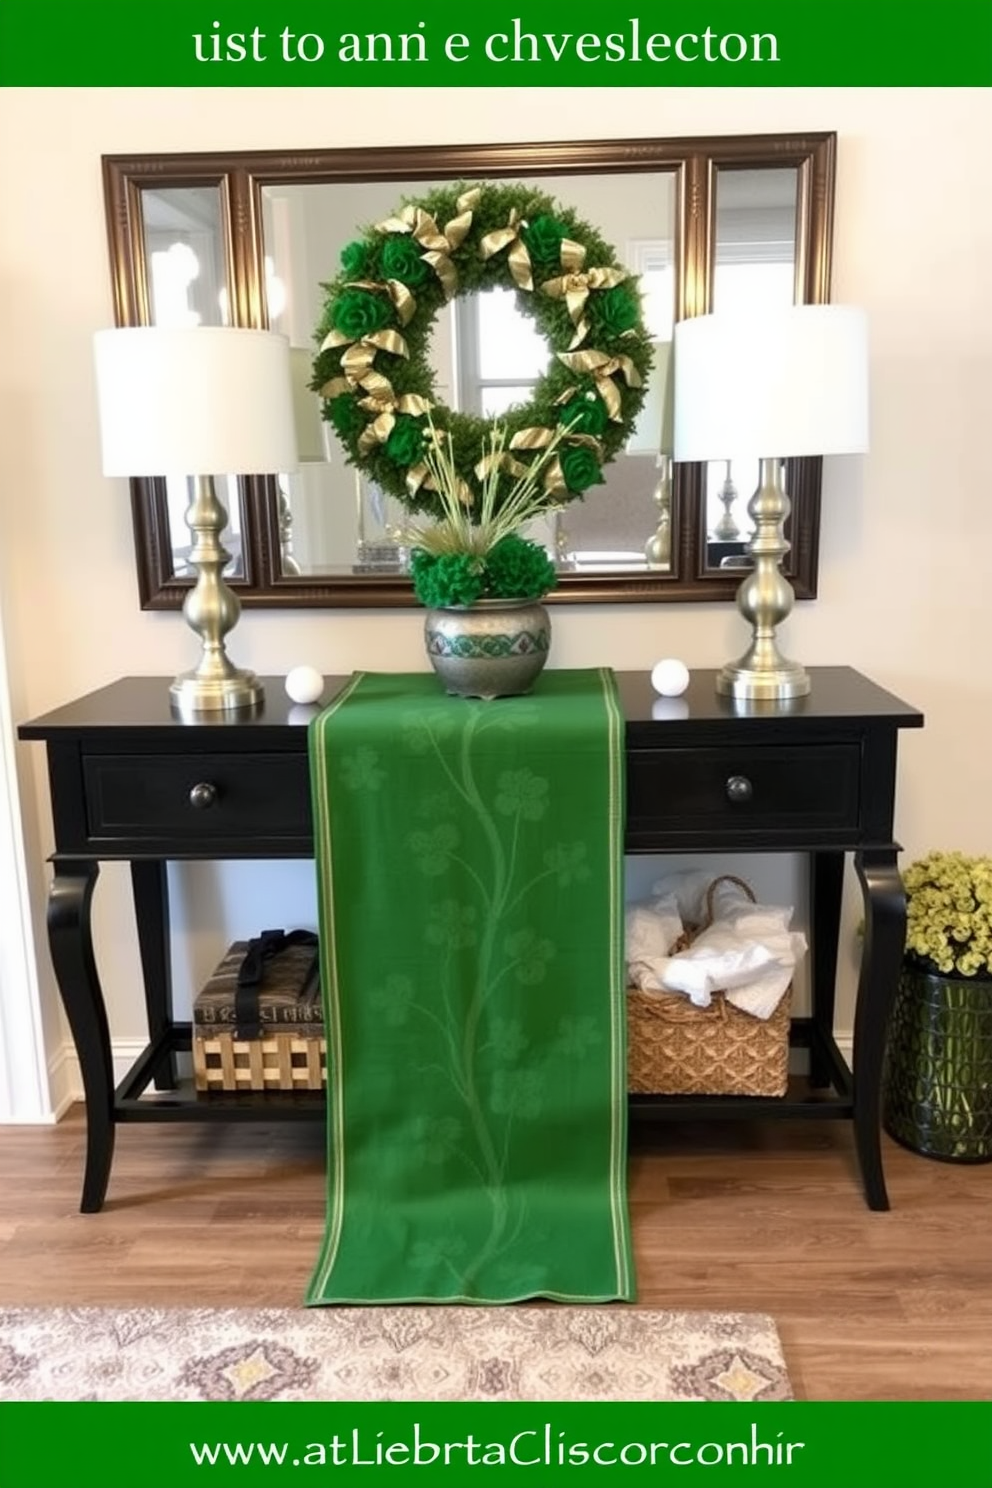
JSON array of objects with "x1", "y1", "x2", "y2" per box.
[{"x1": 1, "y1": 1108, "x2": 990, "y2": 1400}]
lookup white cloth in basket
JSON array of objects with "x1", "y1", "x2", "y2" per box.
[
  {"x1": 625, "y1": 895, "x2": 684, "y2": 992},
  {"x1": 627, "y1": 872, "x2": 806, "y2": 1020}
]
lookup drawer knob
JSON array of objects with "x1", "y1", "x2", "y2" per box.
[
  {"x1": 188, "y1": 781, "x2": 218, "y2": 810},
  {"x1": 725, "y1": 774, "x2": 753, "y2": 804}
]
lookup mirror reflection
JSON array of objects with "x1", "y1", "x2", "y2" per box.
[
  {"x1": 141, "y1": 186, "x2": 245, "y2": 579},
  {"x1": 704, "y1": 167, "x2": 799, "y2": 570}
]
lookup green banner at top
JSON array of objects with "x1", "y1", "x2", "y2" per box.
[{"x1": 1, "y1": 0, "x2": 991, "y2": 85}]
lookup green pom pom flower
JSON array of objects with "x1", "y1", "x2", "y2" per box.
[
  {"x1": 484, "y1": 534, "x2": 557, "y2": 600},
  {"x1": 411, "y1": 550, "x2": 486, "y2": 608}
]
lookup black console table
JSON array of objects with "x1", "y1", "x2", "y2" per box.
[{"x1": 19, "y1": 668, "x2": 923, "y2": 1213}]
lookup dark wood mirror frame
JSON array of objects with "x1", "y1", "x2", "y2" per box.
[{"x1": 102, "y1": 131, "x2": 835, "y2": 610}]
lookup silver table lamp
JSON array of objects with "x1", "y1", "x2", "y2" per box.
[
  {"x1": 673, "y1": 305, "x2": 869, "y2": 701},
  {"x1": 94, "y1": 327, "x2": 298, "y2": 717}
]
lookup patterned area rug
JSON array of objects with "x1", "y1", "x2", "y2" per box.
[{"x1": 0, "y1": 1306, "x2": 791, "y2": 1402}]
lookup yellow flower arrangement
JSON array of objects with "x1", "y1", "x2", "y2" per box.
[{"x1": 903, "y1": 850, "x2": 992, "y2": 979}]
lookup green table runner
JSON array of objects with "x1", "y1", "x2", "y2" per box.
[{"x1": 306, "y1": 669, "x2": 632, "y2": 1305}]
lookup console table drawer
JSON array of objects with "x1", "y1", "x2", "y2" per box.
[
  {"x1": 627, "y1": 744, "x2": 861, "y2": 835},
  {"x1": 82, "y1": 753, "x2": 312, "y2": 843}
]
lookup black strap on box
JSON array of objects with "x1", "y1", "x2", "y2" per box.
[{"x1": 234, "y1": 928, "x2": 319, "y2": 1040}]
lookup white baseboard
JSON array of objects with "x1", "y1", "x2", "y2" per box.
[{"x1": 49, "y1": 1037, "x2": 152, "y2": 1116}]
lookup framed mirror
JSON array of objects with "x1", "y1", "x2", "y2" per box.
[{"x1": 102, "y1": 132, "x2": 835, "y2": 609}]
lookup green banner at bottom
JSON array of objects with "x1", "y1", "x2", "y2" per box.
[{"x1": 1, "y1": 1401, "x2": 990, "y2": 1487}]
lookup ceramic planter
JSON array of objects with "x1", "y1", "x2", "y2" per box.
[
  {"x1": 883, "y1": 964, "x2": 992, "y2": 1163},
  {"x1": 424, "y1": 598, "x2": 551, "y2": 699}
]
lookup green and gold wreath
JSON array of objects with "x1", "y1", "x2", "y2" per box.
[{"x1": 312, "y1": 180, "x2": 654, "y2": 523}]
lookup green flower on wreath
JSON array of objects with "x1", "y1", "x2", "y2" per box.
[
  {"x1": 495, "y1": 768, "x2": 549, "y2": 821},
  {"x1": 332, "y1": 287, "x2": 393, "y2": 340},
  {"x1": 591, "y1": 282, "x2": 641, "y2": 338},
  {"x1": 425, "y1": 899, "x2": 478, "y2": 949},
  {"x1": 505, "y1": 927, "x2": 555, "y2": 985},
  {"x1": 408, "y1": 822, "x2": 460, "y2": 876},
  {"x1": 522, "y1": 213, "x2": 567, "y2": 265},
  {"x1": 559, "y1": 443, "x2": 604, "y2": 494},
  {"x1": 381, "y1": 234, "x2": 432, "y2": 288},
  {"x1": 369, "y1": 973, "x2": 416, "y2": 1029},
  {"x1": 339, "y1": 746, "x2": 386, "y2": 792},
  {"x1": 327, "y1": 392, "x2": 364, "y2": 440},
  {"x1": 384, "y1": 412, "x2": 427, "y2": 467},
  {"x1": 559, "y1": 391, "x2": 609, "y2": 438},
  {"x1": 340, "y1": 239, "x2": 369, "y2": 278}
]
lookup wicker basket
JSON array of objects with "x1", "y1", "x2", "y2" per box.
[{"x1": 627, "y1": 875, "x2": 792, "y2": 1097}]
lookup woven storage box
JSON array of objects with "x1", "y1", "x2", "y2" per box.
[
  {"x1": 627, "y1": 876, "x2": 792, "y2": 1097},
  {"x1": 193, "y1": 1032, "x2": 326, "y2": 1093},
  {"x1": 193, "y1": 933, "x2": 325, "y2": 1093}
]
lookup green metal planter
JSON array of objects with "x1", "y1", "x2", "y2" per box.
[{"x1": 883, "y1": 965, "x2": 992, "y2": 1163}]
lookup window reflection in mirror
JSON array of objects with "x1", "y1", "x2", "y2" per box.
[
  {"x1": 705, "y1": 167, "x2": 799, "y2": 571},
  {"x1": 140, "y1": 186, "x2": 246, "y2": 580},
  {"x1": 259, "y1": 172, "x2": 678, "y2": 580}
]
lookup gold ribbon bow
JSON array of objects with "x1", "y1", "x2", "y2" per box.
[
  {"x1": 555, "y1": 348, "x2": 643, "y2": 422},
  {"x1": 474, "y1": 450, "x2": 531, "y2": 483},
  {"x1": 376, "y1": 188, "x2": 481, "y2": 300},
  {"x1": 405, "y1": 426, "x2": 455, "y2": 500},
  {"x1": 505, "y1": 427, "x2": 604, "y2": 498},
  {"x1": 319, "y1": 326, "x2": 410, "y2": 389},
  {"x1": 479, "y1": 208, "x2": 534, "y2": 291},
  {"x1": 355, "y1": 388, "x2": 433, "y2": 458},
  {"x1": 541, "y1": 239, "x2": 628, "y2": 349}
]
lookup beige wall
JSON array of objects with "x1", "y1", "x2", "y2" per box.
[{"x1": 1, "y1": 87, "x2": 990, "y2": 1082}]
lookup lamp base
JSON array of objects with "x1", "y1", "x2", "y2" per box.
[
  {"x1": 715, "y1": 656, "x2": 811, "y2": 702},
  {"x1": 716, "y1": 457, "x2": 812, "y2": 705},
  {"x1": 170, "y1": 669, "x2": 264, "y2": 719},
  {"x1": 171, "y1": 474, "x2": 264, "y2": 720}
]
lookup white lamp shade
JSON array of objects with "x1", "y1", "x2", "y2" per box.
[
  {"x1": 93, "y1": 326, "x2": 299, "y2": 476},
  {"x1": 289, "y1": 347, "x2": 327, "y2": 463},
  {"x1": 626, "y1": 340, "x2": 674, "y2": 456},
  {"x1": 673, "y1": 304, "x2": 869, "y2": 462}
]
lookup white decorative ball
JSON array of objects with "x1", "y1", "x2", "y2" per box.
[
  {"x1": 285, "y1": 665, "x2": 325, "y2": 706},
  {"x1": 651, "y1": 658, "x2": 690, "y2": 697}
]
